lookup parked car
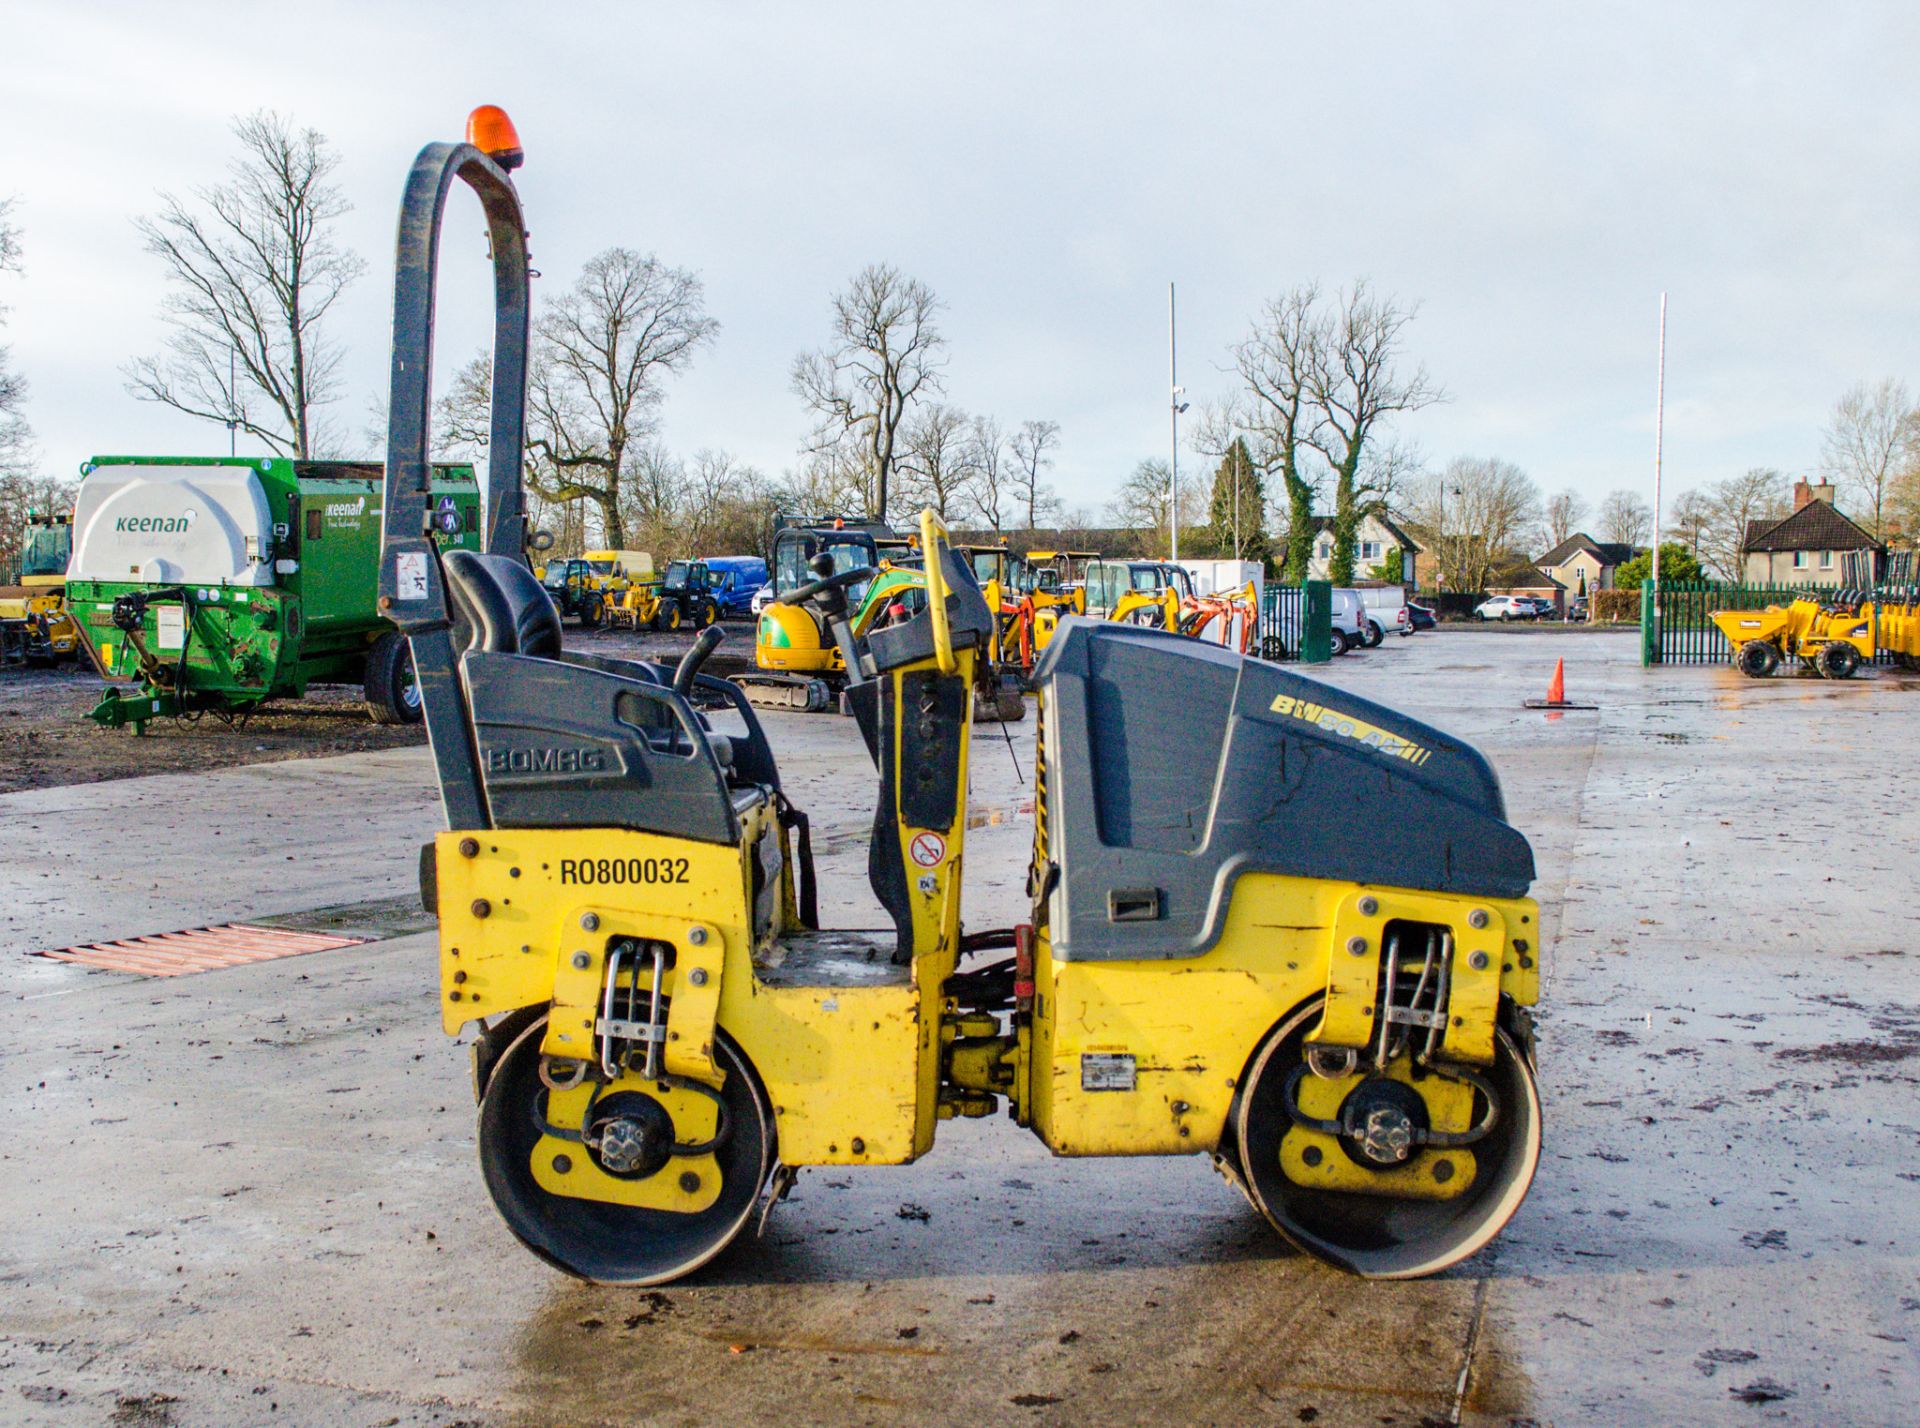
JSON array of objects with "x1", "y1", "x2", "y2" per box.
[
  {"x1": 1567, "y1": 596, "x2": 1589, "y2": 623},
  {"x1": 1407, "y1": 601, "x2": 1436, "y2": 631},
  {"x1": 1517, "y1": 596, "x2": 1558, "y2": 620},
  {"x1": 750, "y1": 581, "x2": 775, "y2": 617},
  {"x1": 1474, "y1": 595, "x2": 1539, "y2": 622}
]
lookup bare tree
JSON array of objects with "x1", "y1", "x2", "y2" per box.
[
  {"x1": 1234, "y1": 286, "x2": 1323, "y2": 580},
  {"x1": 680, "y1": 450, "x2": 779, "y2": 556},
  {"x1": 1008, "y1": 419, "x2": 1062, "y2": 530},
  {"x1": 1698, "y1": 467, "x2": 1790, "y2": 580},
  {"x1": 1544, "y1": 488, "x2": 1587, "y2": 548},
  {"x1": 527, "y1": 249, "x2": 718, "y2": 548},
  {"x1": 1596, "y1": 489, "x2": 1653, "y2": 547},
  {"x1": 1106, "y1": 457, "x2": 1203, "y2": 555},
  {"x1": 124, "y1": 112, "x2": 363, "y2": 457},
  {"x1": 964, "y1": 415, "x2": 1009, "y2": 532},
  {"x1": 1306, "y1": 282, "x2": 1442, "y2": 584},
  {"x1": 1821, "y1": 378, "x2": 1915, "y2": 538},
  {"x1": 897, "y1": 403, "x2": 977, "y2": 521},
  {"x1": 0, "y1": 197, "x2": 30, "y2": 476},
  {"x1": 791, "y1": 263, "x2": 945, "y2": 522},
  {"x1": 1405, "y1": 457, "x2": 1541, "y2": 593},
  {"x1": 778, "y1": 443, "x2": 870, "y2": 518},
  {"x1": 1667, "y1": 487, "x2": 1713, "y2": 559}
]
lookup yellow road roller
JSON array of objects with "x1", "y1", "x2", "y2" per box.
[{"x1": 376, "y1": 111, "x2": 1544, "y2": 1285}]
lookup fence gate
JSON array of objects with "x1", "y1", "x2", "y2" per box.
[{"x1": 1256, "y1": 583, "x2": 1332, "y2": 663}]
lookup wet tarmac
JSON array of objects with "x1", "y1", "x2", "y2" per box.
[{"x1": 2, "y1": 629, "x2": 1916, "y2": 1425}]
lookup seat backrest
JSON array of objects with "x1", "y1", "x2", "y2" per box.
[{"x1": 443, "y1": 550, "x2": 562, "y2": 657}]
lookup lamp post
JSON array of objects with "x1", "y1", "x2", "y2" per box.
[{"x1": 1168, "y1": 282, "x2": 1189, "y2": 560}]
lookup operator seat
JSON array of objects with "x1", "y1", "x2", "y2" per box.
[
  {"x1": 443, "y1": 549, "x2": 563, "y2": 657},
  {"x1": 436, "y1": 550, "x2": 766, "y2": 843}
]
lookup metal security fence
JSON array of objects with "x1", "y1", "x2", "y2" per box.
[
  {"x1": 1258, "y1": 581, "x2": 1332, "y2": 663},
  {"x1": 1643, "y1": 580, "x2": 1905, "y2": 666}
]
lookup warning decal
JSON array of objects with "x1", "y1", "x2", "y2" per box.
[{"x1": 908, "y1": 831, "x2": 947, "y2": 868}]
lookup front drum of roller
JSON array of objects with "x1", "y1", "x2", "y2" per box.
[
  {"x1": 476, "y1": 1015, "x2": 775, "y2": 1285},
  {"x1": 1233, "y1": 1000, "x2": 1541, "y2": 1279}
]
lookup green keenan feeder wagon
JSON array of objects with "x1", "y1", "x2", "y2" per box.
[{"x1": 65, "y1": 456, "x2": 481, "y2": 732}]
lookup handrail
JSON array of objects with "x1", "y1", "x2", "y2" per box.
[{"x1": 918, "y1": 508, "x2": 958, "y2": 675}]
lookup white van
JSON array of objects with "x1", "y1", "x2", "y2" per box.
[
  {"x1": 1330, "y1": 588, "x2": 1370, "y2": 655},
  {"x1": 1357, "y1": 586, "x2": 1413, "y2": 646}
]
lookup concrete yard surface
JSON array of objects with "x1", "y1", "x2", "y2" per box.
[{"x1": 2, "y1": 630, "x2": 1917, "y2": 1425}]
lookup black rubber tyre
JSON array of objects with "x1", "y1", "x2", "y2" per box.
[
  {"x1": 1736, "y1": 640, "x2": 1779, "y2": 678},
  {"x1": 696, "y1": 597, "x2": 720, "y2": 629},
  {"x1": 578, "y1": 594, "x2": 604, "y2": 629},
  {"x1": 1233, "y1": 1000, "x2": 1541, "y2": 1279},
  {"x1": 1364, "y1": 620, "x2": 1384, "y2": 648},
  {"x1": 1328, "y1": 629, "x2": 1350, "y2": 656},
  {"x1": 653, "y1": 602, "x2": 682, "y2": 633},
  {"x1": 477, "y1": 1013, "x2": 775, "y2": 1285},
  {"x1": 1816, "y1": 641, "x2": 1859, "y2": 680},
  {"x1": 363, "y1": 631, "x2": 422, "y2": 725}
]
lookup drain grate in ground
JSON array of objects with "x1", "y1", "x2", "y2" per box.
[{"x1": 33, "y1": 923, "x2": 369, "y2": 977}]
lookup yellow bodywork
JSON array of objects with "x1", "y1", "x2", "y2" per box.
[
  {"x1": 755, "y1": 598, "x2": 844, "y2": 676},
  {"x1": 0, "y1": 576, "x2": 79, "y2": 659},
  {"x1": 432, "y1": 508, "x2": 1538, "y2": 1235},
  {"x1": 1711, "y1": 596, "x2": 1876, "y2": 664},
  {"x1": 1025, "y1": 874, "x2": 1537, "y2": 1159},
  {"x1": 439, "y1": 515, "x2": 983, "y2": 1184}
]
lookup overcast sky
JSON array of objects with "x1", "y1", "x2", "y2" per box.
[{"x1": 5, "y1": 1, "x2": 1917, "y2": 524}]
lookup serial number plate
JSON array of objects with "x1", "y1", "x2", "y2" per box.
[
  {"x1": 559, "y1": 857, "x2": 690, "y2": 886},
  {"x1": 1081, "y1": 1053, "x2": 1136, "y2": 1092}
]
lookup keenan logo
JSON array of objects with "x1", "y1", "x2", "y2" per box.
[
  {"x1": 324, "y1": 496, "x2": 367, "y2": 519},
  {"x1": 114, "y1": 508, "x2": 197, "y2": 534}
]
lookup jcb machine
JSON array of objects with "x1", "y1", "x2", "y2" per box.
[
  {"x1": 0, "y1": 510, "x2": 78, "y2": 666},
  {"x1": 736, "y1": 516, "x2": 894, "y2": 711},
  {"x1": 1712, "y1": 594, "x2": 1877, "y2": 679},
  {"x1": 380, "y1": 111, "x2": 1544, "y2": 1285}
]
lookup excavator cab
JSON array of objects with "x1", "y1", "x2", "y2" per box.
[{"x1": 380, "y1": 111, "x2": 1544, "y2": 1287}]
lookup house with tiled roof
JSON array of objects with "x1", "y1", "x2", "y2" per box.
[
  {"x1": 1538, "y1": 533, "x2": 1642, "y2": 599},
  {"x1": 1742, "y1": 481, "x2": 1882, "y2": 587},
  {"x1": 1306, "y1": 511, "x2": 1422, "y2": 582}
]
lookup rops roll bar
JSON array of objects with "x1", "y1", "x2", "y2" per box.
[{"x1": 377, "y1": 107, "x2": 532, "y2": 830}]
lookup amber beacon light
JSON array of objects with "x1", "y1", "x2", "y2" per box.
[{"x1": 466, "y1": 105, "x2": 524, "y2": 170}]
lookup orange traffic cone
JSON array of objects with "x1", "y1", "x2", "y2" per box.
[{"x1": 1524, "y1": 657, "x2": 1592, "y2": 709}]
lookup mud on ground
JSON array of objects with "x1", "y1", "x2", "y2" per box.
[{"x1": 0, "y1": 622, "x2": 754, "y2": 796}]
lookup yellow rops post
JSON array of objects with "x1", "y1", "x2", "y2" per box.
[{"x1": 379, "y1": 110, "x2": 1546, "y2": 1285}]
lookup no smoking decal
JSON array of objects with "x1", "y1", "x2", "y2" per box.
[{"x1": 908, "y1": 831, "x2": 947, "y2": 868}]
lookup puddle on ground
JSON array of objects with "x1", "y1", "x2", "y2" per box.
[{"x1": 254, "y1": 893, "x2": 435, "y2": 942}]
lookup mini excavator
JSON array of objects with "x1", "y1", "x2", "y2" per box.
[{"x1": 378, "y1": 110, "x2": 1545, "y2": 1284}]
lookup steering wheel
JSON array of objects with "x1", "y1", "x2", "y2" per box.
[{"x1": 776, "y1": 565, "x2": 874, "y2": 607}]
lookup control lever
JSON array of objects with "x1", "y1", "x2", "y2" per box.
[{"x1": 673, "y1": 624, "x2": 726, "y2": 697}]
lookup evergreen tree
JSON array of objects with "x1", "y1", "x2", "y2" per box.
[{"x1": 1206, "y1": 437, "x2": 1271, "y2": 567}]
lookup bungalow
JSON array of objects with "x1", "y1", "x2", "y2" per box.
[
  {"x1": 1741, "y1": 481, "x2": 1882, "y2": 587},
  {"x1": 1307, "y1": 512, "x2": 1422, "y2": 584},
  {"x1": 1538, "y1": 533, "x2": 1641, "y2": 599}
]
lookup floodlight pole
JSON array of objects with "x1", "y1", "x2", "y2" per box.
[
  {"x1": 1652, "y1": 293, "x2": 1667, "y2": 625},
  {"x1": 1169, "y1": 281, "x2": 1180, "y2": 562}
]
